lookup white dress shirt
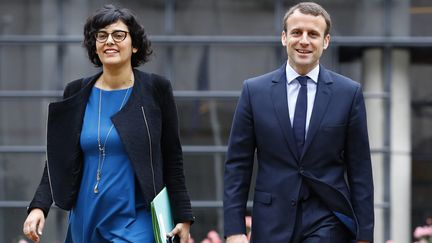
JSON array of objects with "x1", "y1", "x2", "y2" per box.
[{"x1": 285, "y1": 64, "x2": 319, "y2": 138}]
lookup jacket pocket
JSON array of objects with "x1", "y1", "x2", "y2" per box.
[
  {"x1": 254, "y1": 190, "x2": 272, "y2": 205},
  {"x1": 321, "y1": 124, "x2": 346, "y2": 131}
]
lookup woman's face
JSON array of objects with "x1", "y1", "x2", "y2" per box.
[{"x1": 95, "y1": 20, "x2": 137, "y2": 69}]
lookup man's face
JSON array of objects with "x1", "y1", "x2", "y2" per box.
[{"x1": 281, "y1": 9, "x2": 330, "y2": 75}]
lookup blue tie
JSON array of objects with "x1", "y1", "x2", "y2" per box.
[{"x1": 293, "y1": 76, "x2": 308, "y2": 154}]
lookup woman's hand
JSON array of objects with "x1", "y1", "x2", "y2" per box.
[
  {"x1": 168, "y1": 222, "x2": 191, "y2": 243},
  {"x1": 23, "y1": 208, "x2": 45, "y2": 242}
]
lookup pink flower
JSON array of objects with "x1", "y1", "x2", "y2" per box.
[
  {"x1": 199, "y1": 230, "x2": 222, "y2": 243},
  {"x1": 414, "y1": 225, "x2": 432, "y2": 239},
  {"x1": 206, "y1": 230, "x2": 222, "y2": 243}
]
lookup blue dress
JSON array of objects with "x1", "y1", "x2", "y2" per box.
[{"x1": 65, "y1": 86, "x2": 155, "y2": 243}]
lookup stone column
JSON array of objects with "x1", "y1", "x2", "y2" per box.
[
  {"x1": 390, "y1": 49, "x2": 411, "y2": 243},
  {"x1": 363, "y1": 48, "x2": 385, "y2": 243},
  {"x1": 389, "y1": 0, "x2": 411, "y2": 242}
]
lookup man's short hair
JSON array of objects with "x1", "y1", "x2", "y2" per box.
[{"x1": 282, "y1": 2, "x2": 332, "y2": 36}]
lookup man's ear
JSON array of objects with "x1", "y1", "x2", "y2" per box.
[
  {"x1": 281, "y1": 31, "x2": 287, "y2": 47},
  {"x1": 323, "y1": 34, "x2": 330, "y2": 50}
]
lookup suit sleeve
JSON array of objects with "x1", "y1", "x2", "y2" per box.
[
  {"x1": 159, "y1": 80, "x2": 194, "y2": 224},
  {"x1": 224, "y1": 81, "x2": 256, "y2": 237},
  {"x1": 345, "y1": 85, "x2": 374, "y2": 241}
]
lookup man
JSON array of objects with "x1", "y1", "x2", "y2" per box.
[{"x1": 223, "y1": 2, "x2": 374, "y2": 243}]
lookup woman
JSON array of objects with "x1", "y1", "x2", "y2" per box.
[{"x1": 23, "y1": 5, "x2": 193, "y2": 243}]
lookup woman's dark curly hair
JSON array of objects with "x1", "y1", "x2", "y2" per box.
[{"x1": 83, "y1": 4, "x2": 152, "y2": 67}]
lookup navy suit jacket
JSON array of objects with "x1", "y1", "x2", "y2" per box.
[{"x1": 224, "y1": 64, "x2": 374, "y2": 242}]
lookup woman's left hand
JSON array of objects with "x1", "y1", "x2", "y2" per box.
[{"x1": 167, "y1": 222, "x2": 191, "y2": 243}]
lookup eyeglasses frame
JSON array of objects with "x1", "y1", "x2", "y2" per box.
[{"x1": 95, "y1": 30, "x2": 129, "y2": 43}]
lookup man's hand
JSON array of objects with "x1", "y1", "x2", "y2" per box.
[
  {"x1": 23, "y1": 208, "x2": 45, "y2": 242},
  {"x1": 357, "y1": 241, "x2": 370, "y2": 243},
  {"x1": 167, "y1": 222, "x2": 191, "y2": 243},
  {"x1": 226, "y1": 234, "x2": 248, "y2": 243}
]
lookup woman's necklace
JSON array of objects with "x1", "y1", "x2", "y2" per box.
[{"x1": 94, "y1": 84, "x2": 131, "y2": 193}]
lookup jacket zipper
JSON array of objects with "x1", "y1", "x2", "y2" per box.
[
  {"x1": 141, "y1": 106, "x2": 157, "y2": 197},
  {"x1": 45, "y1": 105, "x2": 56, "y2": 205}
]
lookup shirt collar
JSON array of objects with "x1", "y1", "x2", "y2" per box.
[{"x1": 285, "y1": 63, "x2": 320, "y2": 84}]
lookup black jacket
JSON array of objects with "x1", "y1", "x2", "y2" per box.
[{"x1": 29, "y1": 69, "x2": 194, "y2": 224}]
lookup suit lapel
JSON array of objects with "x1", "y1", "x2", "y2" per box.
[
  {"x1": 47, "y1": 73, "x2": 99, "y2": 144},
  {"x1": 302, "y1": 66, "x2": 333, "y2": 158},
  {"x1": 271, "y1": 64, "x2": 300, "y2": 160},
  {"x1": 111, "y1": 70, "x2": 153, "y2": 170},
  {"x1": 46, "y1": 73, "x2": 99, "y2": 186},
  {"x1": 111, "y1": 71, "x2": 161, "y2": 196}
]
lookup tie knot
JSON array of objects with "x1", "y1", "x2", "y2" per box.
[{"x1": 297, "y1": 76, "x2": 308, "y2": 86}]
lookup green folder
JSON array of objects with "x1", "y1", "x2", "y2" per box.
[{"x1": 151, "y1": 187, "x2": 175, "y2": 243}]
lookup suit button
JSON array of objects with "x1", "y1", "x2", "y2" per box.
[
  {"x1": 291, "y1": 200, "x2": 297, "y2": 206},
  {"x1": 299, "y1": 167, "x2": 304, "y2": 174}
]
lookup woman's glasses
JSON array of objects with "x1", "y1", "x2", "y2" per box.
[{"x1": 95, "y1": 30, "x2": 129, "y2": 43}]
